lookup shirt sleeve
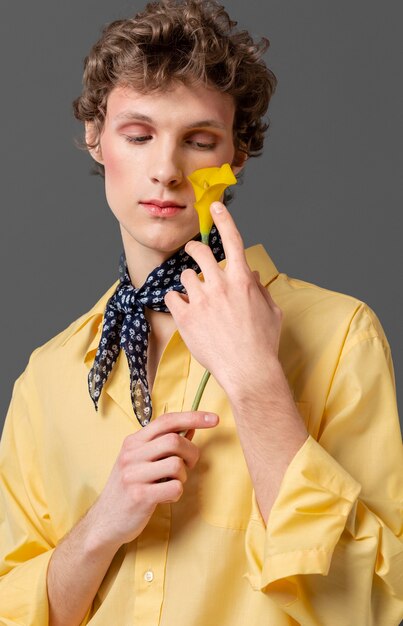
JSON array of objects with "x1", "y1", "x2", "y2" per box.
[
  {"x1": 244, "y1": 303, "x2": 403, "y2": 625},
  {"x1": 0, "y1": 366, "x2": 55, "y2": 624},
  {"x1": 0, "y1": 363, "x2": 92, "y2": 626}
]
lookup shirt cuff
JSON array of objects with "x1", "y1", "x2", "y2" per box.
[
  {"x1": 0, "y1": 548, "x2": 93, "y2": 626},
  {"x1": 244, "y1": 435, "x2": 361, "y2": 597},
  {"x1": 0, "y1": 549, "x2": 54, "y2": 625}
]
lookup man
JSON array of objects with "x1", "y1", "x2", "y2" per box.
[{"x1": 1, "y1": 1, "x2": 402, "y2": 624}]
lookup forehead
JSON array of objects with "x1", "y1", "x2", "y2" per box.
[{"x1": 106, "y1": 82, "x2": 235, "y2": 129}]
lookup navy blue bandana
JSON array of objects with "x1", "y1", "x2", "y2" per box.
[{"x1": 88, "y1": 225, "x2": 225, "y2": 426}]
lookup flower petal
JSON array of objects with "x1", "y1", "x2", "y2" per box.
[{"x1": 187, "y1": 163, "x2": 238, "y2": 241}]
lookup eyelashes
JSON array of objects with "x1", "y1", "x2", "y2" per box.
[
  {"x1": 193, "y1": 141, "x2": 216, "y2": 150},
  {"x1": 124, "y1": 135, "x2": 152, "y2": 143},
  {"x1": 124, "y1": 135, "x2": 217, "y2": 150}
]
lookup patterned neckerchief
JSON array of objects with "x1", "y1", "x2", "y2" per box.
[{"x1": 88, "y1": 225, "x2": 225, "y2": 426}]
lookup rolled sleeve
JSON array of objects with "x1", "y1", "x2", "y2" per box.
[{"x1": 245, "y1": 435, "x2": 361, "y2": 591}]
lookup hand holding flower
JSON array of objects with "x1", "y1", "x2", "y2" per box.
[
  {"x1": 165, "y1": 196, "x2": 284, "y2": 404},
  {"x1": 183, "y1": 163, "x2": 238, "y2": 412}
]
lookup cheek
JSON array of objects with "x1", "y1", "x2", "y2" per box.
[
  {"x1": 101, "y1": 143, "x2": 135, "y2": 211},
  {"x1": 101, "y1": 157, "x2": 128, "y2": 216},
  {"x1": 101, "y1": 145, "x2": 126, "y2": 179}
]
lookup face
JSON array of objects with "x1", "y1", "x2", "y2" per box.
[{"x1": 86, "y1": 81, "x2": 245, "y2": 265}]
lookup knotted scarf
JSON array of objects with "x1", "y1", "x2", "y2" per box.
[{"x1": 88, "y1": 225, "x2": 225, "y2": 426}]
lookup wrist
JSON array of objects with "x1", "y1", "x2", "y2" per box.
[
  {"x1": 224, "y1": 353, "x2": 285, "y2": 405},
  {"x1": 227, "y1": 358, "x2": 309, "y2": 438},
  {"x1": 81, "y1": 503, "x2": 123, "y2": 559}
]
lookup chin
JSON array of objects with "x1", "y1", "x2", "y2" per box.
[
  {"x1": 143, "y1": 234, "x2": 191, "y2": 255},
  {"x1": 147, "y1": 228, "x2": 199, "y2": 251},
  {"x1": 120, "y1": 220, "x2": 199, "y2": 256}
]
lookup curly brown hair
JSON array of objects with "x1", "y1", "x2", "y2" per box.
[{"x1": 72, "y1": 0, "x2": 277, "y2": 180}]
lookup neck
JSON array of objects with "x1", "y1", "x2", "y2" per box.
[{"x1": 120, "y1": 227, "x2": 186, "y2": 288}]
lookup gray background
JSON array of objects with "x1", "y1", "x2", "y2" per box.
[{"x1": 1, "y1": 0, "x2": 402, "y2": 438}]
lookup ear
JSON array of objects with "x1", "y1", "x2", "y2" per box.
[
  {"x1": 85, "y1": 121, "x2": 104, "y2": 164},
  {"x1": 231, "y1": 149, "x2": 248, "y2": 175}
]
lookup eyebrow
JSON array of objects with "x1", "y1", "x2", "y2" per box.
[{"x1": 113, "y1": 111, "x2": 226, "y2": 130}]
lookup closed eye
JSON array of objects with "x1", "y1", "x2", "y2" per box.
[
  {"x1": 187, "y1": 140, "x2": 216, "y2": 150},
  {"x1": 124, "y1": 136, "x2": 216, "y2": 150},
  {"x1": 124, "y1": 135, "x2": 152, "y2": 143}
]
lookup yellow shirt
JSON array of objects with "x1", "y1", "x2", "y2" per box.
[{"x1": 0, "y1": 244, "x2": 402, "y2": 625}]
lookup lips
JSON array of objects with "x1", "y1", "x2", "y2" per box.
[
  {"x1": 141, "y1": 199, "x2": 186, "y2": 208},
  {"x1": 140, "y1": 200, "x2": 186, "y2": 218}
]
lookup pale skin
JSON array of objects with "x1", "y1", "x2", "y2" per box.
[{"x1": 47, "y1": 81, "x2": 308, "y2": 626}]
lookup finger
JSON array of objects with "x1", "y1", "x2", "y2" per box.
[
  {"x1": 256, "y1": 280, "x2": 273, "y2": 306},
  {"x1": 253, "y1": 271, "x2": 280, "y2": 310},
  {"x1": 183, "y1": 240, "x2": 219, "y2": 282},
  {"x1": 179, "y1": 267, "x2": 204, "y2": 295},
  {"x1": 143, "y1": 411, "x2": 219, "y2": 442},
  {"x1": 209, "y1": 201, "x2": 247, "y2": 269},
  {"x1": 184, "y1": 428, "x2": 195, "y2": 441},
  {"x1": 164, "y1": 288, "x2": 189, "y2": 321},
  {"x1": 121, "y1": 457, "x2": 187, "y2": 484},
  {"x1": 148, "y1": 456, "x2": 188, "y2": 484},
  {"x1": 150, "y1": 479, "x2": 184, "y2": 504},
  {"x1": 145, "y1": 432, "x2": 200, "y2": 468}
]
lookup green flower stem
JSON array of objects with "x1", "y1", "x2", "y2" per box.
[
  {"x1": 191, "y1": 369, "x2": 211, "y2": 410},
  {"x1": 189, "y1": 231, "x2": 211, "y2": 412}
]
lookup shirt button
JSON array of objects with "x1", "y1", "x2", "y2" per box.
[{"x1": 144, "y1": 570, "x2": 154, "y2": 582}]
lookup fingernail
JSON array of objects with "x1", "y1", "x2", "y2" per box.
[
  {"x1": 204, "y1": 414, "x2": 218, "y2": 423},
  {"x1": 211, "y1": 202, "x2": 223, "y2": 214}
]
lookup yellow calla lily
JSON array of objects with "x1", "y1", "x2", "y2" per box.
[
  {"x1": 184, "y1": 164, "x2": 238, "y2": 420},
  {"x1": 187, "y1": 163, "x2": 237, "y2": 244}
]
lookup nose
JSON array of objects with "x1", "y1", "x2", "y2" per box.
[{"x1": 149, "y1": 144, "x2": 183, "y2": 187}]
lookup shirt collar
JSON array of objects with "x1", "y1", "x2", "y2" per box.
[{"x1": 61, "y1": 243, "x2": 279, "y2": 354}]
